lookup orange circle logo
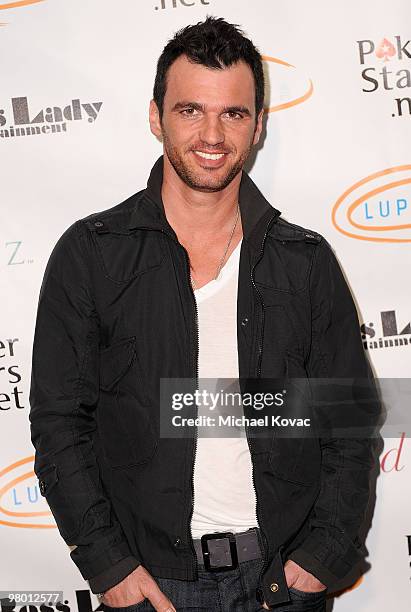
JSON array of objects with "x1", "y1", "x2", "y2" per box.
[
  {"x1": 262, "y1": 55, "x2": 314, "y2": 113},
  {"x1": 0, "y1": 1, "x2": 45, "y2": 9},
  {"x1": 0, "y1": 456, "x2": 56, "y2": 529},
  {"x1": 332, "y1": 165, "x2": 411, "y2": 242}
]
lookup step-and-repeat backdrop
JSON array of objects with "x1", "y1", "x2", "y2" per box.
[{"x1": 1, "y1": 1, "x2": 410, "y2": 610}]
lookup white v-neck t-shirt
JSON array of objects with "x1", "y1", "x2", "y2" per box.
[{"x1": 190, "y1": 238, "x2": 258, "y2": 538}]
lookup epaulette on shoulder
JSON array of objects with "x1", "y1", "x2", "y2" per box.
[
  {"x1": 80, "y1": 190, "x2": 146, "y2": 233},
  {"x1": 271, "y1": 217, "x2": 323, "y2": 244}
]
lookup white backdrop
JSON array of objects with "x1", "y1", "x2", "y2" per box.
[{"x1": 1, "y1": 1, "x2": 410, "y2": 610}]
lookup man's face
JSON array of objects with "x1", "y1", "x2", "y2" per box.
[{"x1": 149, "y1": 54, "x2": 263, "y2": 192}]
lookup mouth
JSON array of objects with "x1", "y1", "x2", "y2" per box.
[
  {"x1": 191, "y1": 149, "x2": 229, "y2": 167},
  {"x1": 194, "y1": 151, "x2": 226, "y2": 160}
]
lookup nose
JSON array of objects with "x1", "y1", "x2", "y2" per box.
[{"x1": 199, "y1": 114, "x2": 225, "y2": 146}]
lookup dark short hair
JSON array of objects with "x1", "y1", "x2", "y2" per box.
[{"x1": 153, "y1": 16, "x2": 265, "y2": 121}]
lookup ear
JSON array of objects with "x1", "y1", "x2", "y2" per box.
[
  {"x1": 252, "y1": 108, "x2": 264, "y2": 145},
  {"x1": 149, "y1": 99, "x2": 162, "y2": 139}
]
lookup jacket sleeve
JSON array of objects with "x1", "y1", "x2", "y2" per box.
[
  {"x1": 286, "y1": 237, "x2": 381, "y2": 588},
  {"x1": 29, "y1": 220, "x2": 141, "y2": 593}
]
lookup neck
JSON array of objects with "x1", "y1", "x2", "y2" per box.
[{"x1": 161, "y1": 153, "x2": 242, "y2": 242}]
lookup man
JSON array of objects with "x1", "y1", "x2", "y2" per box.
[{"x1": 29, "y1": 16, "x2": 379, "y2": 612}]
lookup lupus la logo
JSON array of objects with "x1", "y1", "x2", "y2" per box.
[
  {"x1": 357, "y1": 36, "x2": 411, "y2": 117},
  {"x1": 0, "y1": 456, "x2": 56, "y2": 529},
  {"x1": 0, "y1": 97, "x2": 103, "y2": 139},
  {"x1": 361, "y1": 309, "x2": 411, "y2": 351},
  {"x1": 332, "y1": 165, "x2": 411, "y2": 242}
]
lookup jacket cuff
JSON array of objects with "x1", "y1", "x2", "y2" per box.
[
  {"x1": 286, "y1": 531, "x2": 363, "y2": 590},
  {"x1": 88, "y1": 556, "x2": 141, "y2": 594},
  {"x1": 286, "y1": 548, "x2": 339, "y2": 588}
]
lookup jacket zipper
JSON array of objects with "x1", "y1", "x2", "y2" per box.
[
  {"x1": 184, "y1": 251, "x2": 200, "y2": 578},
  {"x1": 246, "y1": 210, "x2": 281, "y2": 592},
  {"x1": 251, "y1": 211, "x2": 281, "y2": 378},
  {"x1": 126, "y1": 221, "x2": 199, "y2": 576}
]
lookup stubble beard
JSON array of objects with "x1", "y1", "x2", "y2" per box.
[{"x1": 162, "y1": 129, "x2": 255, "y2": 193}]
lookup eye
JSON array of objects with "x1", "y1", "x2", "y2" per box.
[
  {"x1": 181, "y1": 107, "x2": 199, "y2": 117},
  {"x1": 224, "y1": 111, "x2": 243, "y2": 120}
]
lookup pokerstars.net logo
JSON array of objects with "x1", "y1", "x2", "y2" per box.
[
  {"x1": 357, "y1": 36, "x2": 411, "y2": 118},
  {"x1": 0, "y1": 335, "x2": 25, "y2": 412},
  {"x1": 0, "y1": 96, "x2": 103, "y2": 139}
]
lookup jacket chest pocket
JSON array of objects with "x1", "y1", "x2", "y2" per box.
[
  {"x1": 98, "y1": 336, "x2": 158, "y2": 468},
  {"x1": 93, "y1": 229, "x2": 166, "y2": 284},
  {"x1": 256, "y1": 300, "x2": 310, "y2": 378}
]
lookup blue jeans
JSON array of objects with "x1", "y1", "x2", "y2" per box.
[{"x1": 103, "y1": 557, "x2": 328, "y2": 611}]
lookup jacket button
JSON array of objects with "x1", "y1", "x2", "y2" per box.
[
  {"x1": 173, "y1": 538, "x2": 181, "y2": 547},
  {"x1": 241, "y1": 317, "x2": 249, "y2": 327},
  {"x1": 270, "y1": 582, "x2": 279, "y2": 593},
  {"x1": 39, "y1": 480, "x2": 46, "y2": 495},
  {"x1": 94, "y1": 221, "x2": 104, "y2": 227}
]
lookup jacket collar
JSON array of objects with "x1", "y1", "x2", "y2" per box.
[{"x1": 127, "y1": 155, "x2": 282, "y2": 252}]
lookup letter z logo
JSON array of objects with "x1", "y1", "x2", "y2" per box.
[{"x1": 6, "y1": 241, "x2": 24, "y2": 265}]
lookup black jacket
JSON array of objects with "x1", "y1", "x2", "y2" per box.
[{"x1": 29, "y1": 156, "x2": 379, "y2": 608}]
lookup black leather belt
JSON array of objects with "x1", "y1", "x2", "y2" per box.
[{"x1": 192, "y1": 528, "x2": 263, "y2": 571}]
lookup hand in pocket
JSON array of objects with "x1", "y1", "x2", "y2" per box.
[
  {"x1": 284, "y1": 559, "x2": 327, "y2": 593},
  {"x1": 101, "y1": 565, "x2": 176, "y2": 611}
]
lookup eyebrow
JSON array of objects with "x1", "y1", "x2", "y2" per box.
[{"x1": 171, "y1": 101, "x2": 252, "y2": 117}]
